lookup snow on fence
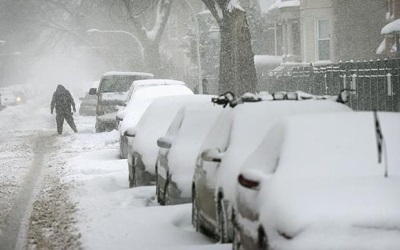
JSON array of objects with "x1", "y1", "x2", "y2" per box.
[{"x1": 259, "y1": 59, "x2": 400, "y2": 112}]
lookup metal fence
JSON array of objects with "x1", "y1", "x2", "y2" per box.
[{"x1": 259, "y1": 59, "x2": 400, "y2": 112}]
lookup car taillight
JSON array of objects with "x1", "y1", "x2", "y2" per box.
[{"x1": 238, "y1": 174, "x2": 260, "y2": 190}]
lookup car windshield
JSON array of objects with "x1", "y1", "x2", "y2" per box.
[{"x1": 99, "y1": 75, "x2": 150, "y2": 93}]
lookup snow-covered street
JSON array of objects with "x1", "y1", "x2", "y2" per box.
[{"x1": 0, "y1": 96, "x2": 229, "y2": 250}]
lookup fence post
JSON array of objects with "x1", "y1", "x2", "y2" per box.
[
  {"x1": 387, "y1": 73, "x2": 393, "y2": 96},
  {"x1": 351, "y1": 73, "x2": 357, "y2": 93},
  {"x1": 309, "y1": 62, "x2": 314, "y2": 94}
]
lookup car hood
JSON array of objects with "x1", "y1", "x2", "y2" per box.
[
  {"x1": 97, "y1": 112, "x2": 117, "y2": 122},
  {"x1": 100, "y1": 92, "x2": 127, "y2": 102},
  {"x1": 259, "y1": 177, "x2": 400, "y2": 240}
]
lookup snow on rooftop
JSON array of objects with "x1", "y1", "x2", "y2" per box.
[
  {"x1": 259, "y1": 0, "x2": 275, "y2": 13},
  {"x1": 102, "y1": 71, "x2": 154, "y2": 77},
  {"x1": 254, "y1": 55, "x2": 282, "y2": 65},
  {"x1": 268, "y1": 0, "x2": 300, "y2": 12},
  {"x1": 381, "y1": 19, "x2": 400, "y2": 35},
  {"x1": 227, "y1": 0, "x2": 244, "y2": 12}
]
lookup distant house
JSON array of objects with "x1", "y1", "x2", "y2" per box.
[
  {"x1": 263, "y1": 0, "x2": 386, "y2": 64},
  {"x1": 377, "y1": 0, "x2": 400, "y2": 57}
]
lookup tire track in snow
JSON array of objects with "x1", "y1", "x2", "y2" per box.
[{"x1": 0, "y1": 132, "x2": 54, "y2": 250}]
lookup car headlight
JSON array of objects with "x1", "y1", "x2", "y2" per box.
[{"x1": 16, "y1": 96, "x2": 22, "y2": 102}]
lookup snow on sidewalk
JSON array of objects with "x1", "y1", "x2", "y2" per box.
[{"x1": 62, "y1": 118, "x2": 230, "y2": 250}]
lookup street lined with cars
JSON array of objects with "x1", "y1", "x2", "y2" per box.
[
  {"x1": 80, "y1": 77, "x2": 400, "y2": 249},
  {"x1": 1, "y1": 75, "x2": 399, "y2": 250}
]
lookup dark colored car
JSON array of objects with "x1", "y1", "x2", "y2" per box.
[{"x1": 94, "y1": 71, "x2": 154, "y2": 132}]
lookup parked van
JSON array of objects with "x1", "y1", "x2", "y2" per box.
[{"x1": 93, "y1": 71, "x2": 154, "y2": 132}]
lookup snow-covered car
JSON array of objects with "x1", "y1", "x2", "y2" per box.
[
  {"x1": 94, "y1": 71, "x2": 154, "y2": 132},
  {"x1": 117, "y1": 79, "x2": 189, "y2": 159},
  {"x1": 156, "y1": 96, "x2": 222, "y2": 205},
  {"x1": 0, "y1": 88, "x2": 17, "y2": 108},
  {"x1": 192, "y1": 93, "x2": 352, "y2": 242},
  {"x1": 234, "y1": 112, "x2": 400, "y2": 250},
  {"x1": 79, "y1": 81, "x2": 99, "y2": 116},
  {"x1": 125, "y1": 95, "x2": 206, "y2": 188}
]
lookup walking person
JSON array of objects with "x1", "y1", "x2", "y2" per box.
[{"x1": 50, "y1": 84, "x2": 78, "y2": 135}]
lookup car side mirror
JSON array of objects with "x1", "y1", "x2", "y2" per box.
[
  {"x1": 124, "y1": 128, "x2": 136, "y2": 137},
  {"x1": 157, "y1": 137, "x2": 172, "y2": 149},
  {"x1": 116, "y1": 111, "x2": 125, "y2": 122},
  {"x1": 88, "y1": 88, "x2": 97, "y2": 95},
  {"x1": 201, "y1": 148, "x2": 223, "y2": 163},
  {"x1": 337, "y1": 89, "x2": 353, "y2": 104}
]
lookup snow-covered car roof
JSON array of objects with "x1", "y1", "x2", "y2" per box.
[
  {"x1": 201, "y1": 100, "x2": 352, "y2": 203},
  {"x1": 119, "y1": 85, "x2": 193, "y2": 135},
  {"x1": 132, "y1": 95, "x2": 211, "y2": 175},
  {"x1": 101, "y1": 71, "x2": 154, "y2": 77},
  {"x1": 132, "y1": 79, "x2": 185, "y2": 88},
  {"x1": 125, "y1": 79, "x2": 187, "y2": 103},
  {"x1": 159, "y1": 96, "x2": 223, "y2": 197},
  {"x1": 241, "y1": 112, "x2": 400, "y2": 249}
]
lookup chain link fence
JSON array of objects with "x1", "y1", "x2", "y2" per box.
[{"x1": 259, "y1": 59, "x2": 400, "y2": 112}]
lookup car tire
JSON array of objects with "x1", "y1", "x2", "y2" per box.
[
  {"x1": 192, "y1": 187, "x2": 200, "y2": 232},
  {"x1": 129, "y1": 175, "x2": 134, "y2": 188},
  {"x1": 123, "y1": 136, "x2": 128, "y2": 159},
  {"x1": 95, "y1": 122, "x2": 105, "y2": 133},
  {"x1": 119, "y1": 136, "x2": 127, "y2": 159},
  {"x1": 132, "y1": 159, "x2": 136, "y2": 187},
  {"x1": 129, "y1": 159, "x2": 136, "y2": 188},
  {"x1": 233, "y1": 222, "x2": 242, "y2": 250},
  {"x1": 164, "y1": 182, "x2": 170, "y2": 206},
  {"x1": 258, "y1": 227, "x2": 269, "y2": 250},
  {"x1": 217, "y1": 196, "x2": 229, "y2": 243}
]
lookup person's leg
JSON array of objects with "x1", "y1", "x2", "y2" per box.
[
  {"x1": 65, "y1": 112, "x2": 78, "y2": 133},
  {"x1": 56, "y1": 113, "x2": 64, "y2": 134}
]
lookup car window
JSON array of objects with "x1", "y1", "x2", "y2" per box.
[
  {"x1": 99, "y1": 75, "x2": 153, "y2": 93},
  {"x1": 164, "y1": 108, "x2": 185, "y2": 138}
]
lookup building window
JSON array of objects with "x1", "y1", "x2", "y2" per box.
[
  {"x1": 387, "y1": 0, "x2": 395, "y2": 20},
  {"x1": 317, "y1": 19, "x2": 330, "y2": 61}
]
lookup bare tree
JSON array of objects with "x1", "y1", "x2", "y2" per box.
[
  {"x1": 201, "y1": 0, "x2": 258, "y2": 95},
  {"x1": 116, "y1": 0, "x2": 172, "y2": 76}
]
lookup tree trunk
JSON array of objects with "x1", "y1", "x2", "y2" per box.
[
  {"x1": 219, "y1": 8, "x2": 258, "y2": 96},
  {"x1": 143, "y1": 42, "x2": 162, "y2": 77}
]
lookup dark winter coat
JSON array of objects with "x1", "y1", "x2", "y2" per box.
[{"x1": 51, "y1": 85, "x2": 76, "y2": 114}]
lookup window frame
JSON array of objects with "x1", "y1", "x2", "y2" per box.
[{"x1": 315, "y1": 18, "x2": 331, "y2": 62}]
